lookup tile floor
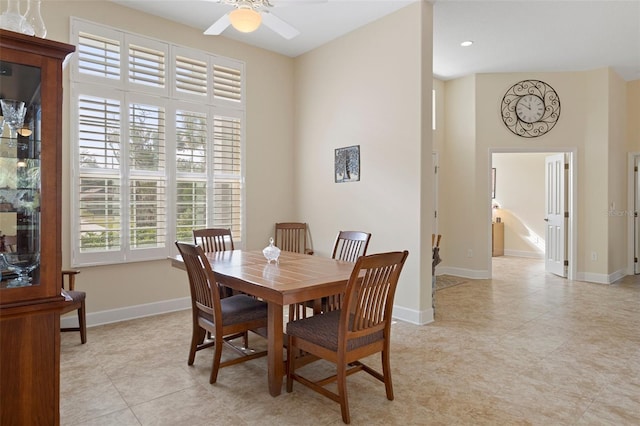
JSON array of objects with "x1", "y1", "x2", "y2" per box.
[{"x1": 60, "y1": 257, "x2": 640, "y2": 425}]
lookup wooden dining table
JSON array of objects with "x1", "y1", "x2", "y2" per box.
[{"x1": 170, "y1": 249, "x2": 355, "y2": 396}]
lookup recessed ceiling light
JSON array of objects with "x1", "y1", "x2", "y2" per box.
[{"x1": 460, "y1": 40, "x2": 474, "y2": 47}]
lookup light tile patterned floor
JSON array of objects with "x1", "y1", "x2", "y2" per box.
[{"x1": 60, "y1": 257, "x2": 640, "y2": 425}]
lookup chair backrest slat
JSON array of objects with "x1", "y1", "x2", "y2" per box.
[
  {"x1": 193, "y1": 228, "x2": 234, "y2": 253},
  {"x1": 332, "y1": 231, "x2": 371, "y2": 263}
]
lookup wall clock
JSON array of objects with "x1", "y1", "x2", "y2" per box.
[{"x1": 501, "y1": 80, "x2": 561, "y2": 138}]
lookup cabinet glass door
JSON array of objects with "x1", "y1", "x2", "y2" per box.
[{"x1": 0, "y1": 60, "x2": 41, "y2": 289}]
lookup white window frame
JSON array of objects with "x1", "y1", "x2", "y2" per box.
[{"x1": 70, "y1": 18, "x2": 245, "y2": 267}]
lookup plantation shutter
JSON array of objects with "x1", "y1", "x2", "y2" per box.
[
  {"x1": 175, "y1": 109, "x2": 208, "y2": 242},
  {"x1": 77, "y1": 31, "x2": 121, "y2": 80},
  {"x1": 128, "y1": 102, "x2": 167, "y2": 251},
  {"x1": 212, "y1": 114, "x2": 242, "y2": 237},
  {"x1": 212, "y1": 58, "x2": 244, "y2": 107},
  {"x1": 176, "y1": 55, "x2": 207, "y2": 97},
  {"x1": 71, "y1": 19, "x2": 246, "y2": 266},
  {"x1": 128, "y1": 42, "x2": 166, "y2": 89},
  {"x1": 76, "y1": 94, "x2": 122, "y2": 255}
]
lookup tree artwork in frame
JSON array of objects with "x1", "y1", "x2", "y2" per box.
[
  {"x1": 491, "y1": 168, "x2": 496, "y2": 199},
  {"x1": 335, "y1": 145, "x2": 360, "y2": 183}
]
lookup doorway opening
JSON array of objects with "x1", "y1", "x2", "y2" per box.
[{"x1": 489, "y1": 149, "x2": 576, "y2": 281}]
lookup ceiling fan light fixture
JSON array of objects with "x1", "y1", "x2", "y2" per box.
[{"x1": 229, "y1": 7, "x2": 262, "y2": 33}]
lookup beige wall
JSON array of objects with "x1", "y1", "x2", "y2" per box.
[
  {"x1": 44, "y1": 2, "x2": 296, "y2": 317},
  {"x1": 293, "y1": 2, "x2": 434, "y2": 323},
  {"x1": 43, "y1": 1, "x2": 433, "y2": 325},
  {"x1": 581, "y1": 69, "x2": 610, "y2": 276},
  {"x1": 440, "y1": 69, "x2": 632, "y2": 282},
  {"x1": 629, "y1": 80, "x2": 640, "y2": 150},
  {"x1": 608, "y1": 70, "x2": 628, "y2": 274},
  {"x1": 440, "y1": 75, "x2": 479, "y2": 275},
  {"x1": 31, "y1": 0, "x2": 635, "y2": 324}
]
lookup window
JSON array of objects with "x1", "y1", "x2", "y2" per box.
[
  {"x1": 70, "y1": 19, "x2": 245, "y2": 266},
  {"x1": 432, "y1": 89, "x2": 436, "y2": 131}
]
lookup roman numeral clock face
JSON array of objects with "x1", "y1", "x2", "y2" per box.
[
  {"x1": 516, "y1": 94, "x2": 544, "y2": 123},
  {"x1": 501, "y1": 80, "x2": 561, "y2": 138}
]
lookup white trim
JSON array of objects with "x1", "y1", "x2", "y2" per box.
[
  {"x1": 437, "y1": 266, "x2": 490, "y2": 280},
  {"x1": 62, "y1": 298, "x2": 434, "y2": 331},
  {"x1": 628, "y1": 152, "x2": 639, "y2": 275},
  {"x1": 608, "y1": 268, "x2": 628, "y2": 284},
  {"x1": 574, "y1": 272, "x2": 607, "y2": 284},
  {"x1": 60, "y1": 297, "x2": 191, "y2": 329},
  {"x1": 432, "y1": 151, "x2": 439, "y2": 237},
  {"x1": 392, "y1": 304, "x2": 433, "y2": 326},
  {"x1": 575, "y1": 268, "x2": 627, "y2": 285},
  {"x1": 503, "y1": 249, "x2": 544, "y2": 259}
]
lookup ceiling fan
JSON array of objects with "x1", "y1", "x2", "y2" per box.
[{"x1": 204, "y1": 0, "x2": 324, "y2": 39}]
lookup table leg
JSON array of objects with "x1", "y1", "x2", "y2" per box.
[{"x1": 267, "y1": 302, "x2": 283, "y2": 396}]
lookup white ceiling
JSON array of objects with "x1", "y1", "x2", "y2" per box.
[{"x1": 112, "y1": 0, "x2": 640, "y2": 81}]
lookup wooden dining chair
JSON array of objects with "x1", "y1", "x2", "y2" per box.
[
  {"x1": 314, "y1": 231, "x2": 372, "y2": 314},
  {"x1": 175, "y1": 242, "x2": 268, "y2": 384},
  {"x1": 286, "y1": 250, "x2": 409, "y2": 424},
  {"x1": 289, "y1": 230, "x2": 372, "y2": 321},
  {"x1": 193, "y1": 228, "x2": 234, "y2": 253},
  {"x1": 61, "y1": 270, "x2": 87, "y2": 344},
  {"x1": 331, "y1": 231, "x2": 371, "y2": 263},
  {"x1": 274, "y1": 222, "x2": 313, "y2": 255}
]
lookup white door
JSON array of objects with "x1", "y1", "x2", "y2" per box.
[{"x1": 545, "y1": 153, "x2": 567, "y2": 277}]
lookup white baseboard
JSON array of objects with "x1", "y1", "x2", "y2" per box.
[
  {"x1": 61, "y1": 297, "x2": 434, "y2": 329},
  {"x1": 60, "y1": 297, "x2": 191, "y2": 329},
  {"x1": 574, "y1": 268, "x2": 627, "y2": 284},
  {"x1": 436, "y1": 266, "x2": 489, "y2": 280},
  {"x1": 608, "y1": 268, "x2": 628, "y2": 284},
  {"x1": 504, "y1": 249, "x2": 544, "y2": 259},
  {"x1": 575, "y1": 272, "x2": 607, "y2": 284},
  {"x1": 392, "y1": 304, "x2": 433, "y2": 325}
]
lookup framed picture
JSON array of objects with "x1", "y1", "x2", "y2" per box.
[
  {"x1": 335, "y1": 145, "x2": 360, "y2": 183},
  {"x1": 491, "y1": 168, "x2": 496, "y2": 199}
]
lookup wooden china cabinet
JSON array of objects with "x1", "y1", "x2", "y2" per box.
[{"x1": 0, "y1": 29, "x2": 74, "y2": 425}]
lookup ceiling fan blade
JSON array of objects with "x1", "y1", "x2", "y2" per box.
[
  {"x1": 261, "y1": 11, "x2": 300, "y2": 40},
  {"x1": 204, "y1": 13, "x2": 231, "y2": 35}
]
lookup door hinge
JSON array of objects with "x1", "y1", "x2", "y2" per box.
[
  {"x1": 635, "y1": 257, "x2": 638, "y2": 263},
  {"x1": 564, "y1": 260, "x2": 569, "y2": 266},
  {"x1": 564, "y1": 163, "x2": 569, "y2": 170},
  {"x1": 434, "y1": 210, "x2": 437, "y2": 219},
  {"x1": 635, "y1": 166, "x2": 638, "y2": 172},
  {"x1": 434, "y1": 165, "x2": 438, "y2": 174},
  {"x1": 564, "y1": 212, "x2": 569, "y2": 218}
]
